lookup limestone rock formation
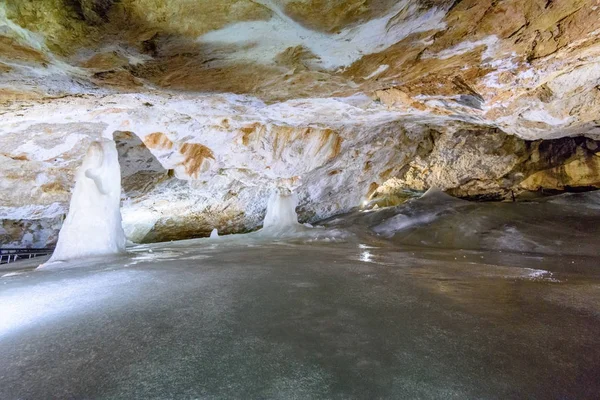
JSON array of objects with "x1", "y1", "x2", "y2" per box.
[{"x1": 1, "y1": 0, "x2": 600, "y2": 246}]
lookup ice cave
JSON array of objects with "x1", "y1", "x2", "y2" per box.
[{"x1": 1, "y1": 0, "x2": 600, "y2": 398}]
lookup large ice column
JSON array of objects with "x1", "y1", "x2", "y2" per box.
[
  {"x1": 262, "y1": 187, "x2": 301, "y2": 233},
  {"x1": 47, "y1": 139, "x2": 126, "y2": 262}
]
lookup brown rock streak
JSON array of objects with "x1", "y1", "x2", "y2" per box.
[
  {"x1": 143, "y1": 132, "x2": 174, "y2": 150},
  {"x1": 179, "y1": 143, "x2": 214, "y2": 178}
]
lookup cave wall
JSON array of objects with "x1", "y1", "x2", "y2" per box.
[
  {"x1": 1, "y1": 1, "x2": 600, "y2": 246},
  {"x1": 1, "y1": 95, "x2": 598, "y2": 247}
]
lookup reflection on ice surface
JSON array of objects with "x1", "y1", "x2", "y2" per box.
[
  {"x1": 1, "y1": 224, "x2": 599, "y2": 399},
  {"x1": 1, "y1": 189, "x2": 600, "y2": 398},
  {"x1": 325, "y1": 189, "x2": 600, "y2": 257},
  {"x1": 30, "y1": 188, "x2": 600, "y2": 269},
  {"x1": 0, "y1": 269, "x2": 141, "y2": 337}
]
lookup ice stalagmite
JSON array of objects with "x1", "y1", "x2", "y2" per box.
[
  {"x1": 47, "y1": 139, "x2": 126, "y2": 262},
  {"x1": 261, "y1": 187, "x2": 301, "y2": 234}
]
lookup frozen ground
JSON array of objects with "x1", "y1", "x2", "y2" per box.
[{"x1": 1, "y1": 193, "x2": 600, "y2": 399}]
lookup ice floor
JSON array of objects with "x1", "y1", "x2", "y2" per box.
[{"x1": 1, "y1": 193, "x2": 600, "y2": 399}]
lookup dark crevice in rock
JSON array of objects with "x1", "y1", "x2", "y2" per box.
[
  {"x1": 113, "y1": 131, "x2": 171, "y2": 198},
  {"x1": 64, "y1": 0, "x2": 117, "y2": 25}
]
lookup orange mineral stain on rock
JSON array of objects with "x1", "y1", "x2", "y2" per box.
[
  {"x1": 367, "y1": 182, "x2": 379, "y2": 198},
  {"x1": 4, "y1": 154, "x2": 29, "y2": 161},
  {"x1": 114, "y1": 131, "x2": 134, "y2": 140},
  {"x1": 0, "y1": 36, "x2": 48, "y2": 64},
  {"x1": 269, "y1": 125, "x2": 343, "y2": 161},
  {"x1": 0, "y1": 88, "x2": 44, "y2": 104},
  {"x1": 240, "y1": 123, "x2": 265, "y2": 146},
  {"x1": 143, "y1": 132, "x2": 173, "y2": 150},
  {"x1": 81, "y1": 52, "x2": 129, "y2": 70},
  {"x1": 0, "y1": 61, "x2": 12, "y2": 73},
  {"x1": 178, "y1": 143, "x2": 215, "y2": 178},
  {"x1": 41, "y1": 181, "x2": 66, "y2": 194},
  {"x1": 321, "y1": 129, "x2": 343, "y2": 160},
  {"x1": 272, "y1": 126, "x2": 297, "y2": 159}
]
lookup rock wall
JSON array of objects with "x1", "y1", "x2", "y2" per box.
[
  {"x1": 1, "y1": 1, "x2": 600, "y2": 246},
  {"x1": 1, "y1": 93, "x2": 598, "y2": 246},
  {"x1": 381, "y1": 128, "x2": 600, "y2": 201}
]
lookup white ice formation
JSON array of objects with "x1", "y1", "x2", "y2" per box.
[
  {"x1": 261, "y1": 187, "x2": 301, "y2": 234},
  {"x1": 46, "y1": 139, "x2": 126, "y2": 263}
]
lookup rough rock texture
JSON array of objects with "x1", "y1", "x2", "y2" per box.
[
  {"x1": 383, "y1": 129, "x2": 600, "y2": 201},
  {"x1": 1, "y1": 0, "x2": 600, "y2": 245}
]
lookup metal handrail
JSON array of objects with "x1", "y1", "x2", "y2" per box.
[{"x1": 0, "y1": 248, "x2": 53, "y2": 265}]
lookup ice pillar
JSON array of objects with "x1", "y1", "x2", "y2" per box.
[
  {"x1": 48, "y1": 139, "x2": 126, "y2": 262},
  {"x1": 262, "y1": 187, "x2": 300, "y2": 232}
]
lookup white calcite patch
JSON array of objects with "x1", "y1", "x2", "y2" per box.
[
  {"x1": 15, "y1": 134, "x2": 87, "y2": 161},
  {"x1": 0, "y1": 203, "x2": 66, "y2": 220},
  {"x1": 423, "y1": 36, "x2": 500, "y2": 61},
  {"x1": 363, "y1": 64, "x2": 389, "y2": 80},
  {"x1": 0, "y1": 4, "x2": 101, "y2": 98},
  {"x1": 199, "y1": 0, "x2": 446, "y2": 70},
  {"x1": 520, "y1": 109, "x2": 572, "y2": 126}
]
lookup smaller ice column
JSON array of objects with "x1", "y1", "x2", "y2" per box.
[
  {"x1": 262, "y1": 187, "x2": 301, "y2": 232},
  {"x1": 47, "y1": 139, "x2": 126, "y2": 263}
]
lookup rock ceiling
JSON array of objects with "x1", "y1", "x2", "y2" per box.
[{"x1": 1, "y1": 0, "x2": 600, "y2": 244}]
